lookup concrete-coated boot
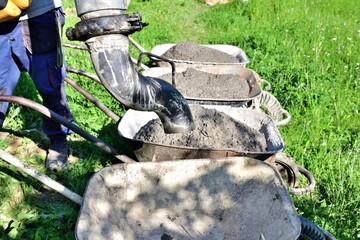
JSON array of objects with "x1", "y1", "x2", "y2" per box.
[{"x1": 46, "y1": 134, "x2": 69, "y2": 171}]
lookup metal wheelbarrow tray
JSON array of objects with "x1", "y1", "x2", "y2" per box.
[
  {"x1": 75, "y1": 157, "x2": 301, "y2": 240},
  {"x1": 118, "y1": 107, "x2": 284, "y2": 162},
  {"x1": 142, "y1": 66, "x2": 262, "y2": 107},
  {"x1": 150, "y1": 43, "x2": 250, "y2": 68}
]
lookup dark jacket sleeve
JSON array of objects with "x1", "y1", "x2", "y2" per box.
[{"x1": 0, "y1": 0, "x2": 9, "y2": 10}]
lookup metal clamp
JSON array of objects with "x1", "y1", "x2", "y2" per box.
[{"x1": 66, "y1": 13, "x2": 147, "y2": 42}]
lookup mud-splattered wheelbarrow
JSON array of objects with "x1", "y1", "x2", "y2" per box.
[{"x1": 1, "y1": 150, "x2": 334, "y2": 240}]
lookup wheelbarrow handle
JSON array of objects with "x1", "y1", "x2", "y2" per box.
[
  {"x1": 268, "y1": 152, "x2": 316, "y2": 195},
  {"x1": 0, "y1": 150, "x2": 83, "y2": 205},
  {"x1": 0, "y1": 95, "x2": 136, "y2": 163},
  {"x1": 136, "y1": 52, "x2": 177, "y2": 87},
  {"x1": 275, "y1": 108, "x2": 292, "y2": 127},
  {"x1": 129, "y1": 36, "x2": 148, "y2": 53}
]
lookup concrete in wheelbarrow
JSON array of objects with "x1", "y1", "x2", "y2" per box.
[{"x1": 76, "y1": 157, "x2": 301, "y2": 240}]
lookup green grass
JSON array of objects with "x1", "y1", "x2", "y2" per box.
[{"x1": 1, "y1": 0, "x2": 359, "y2": 239}]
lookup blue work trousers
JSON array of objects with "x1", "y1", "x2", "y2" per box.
[
  {"x1": 0, "y1": 8, "x2": 73, "y2": 136},
  {"x1": 0, "y1": 21, "x2": 28, "y2": 114}
]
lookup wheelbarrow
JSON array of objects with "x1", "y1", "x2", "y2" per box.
[
  {"x1": 138, "y1": 58, "x2": 290, "y2": 126},
  {"x1": 0, "y1": 150, "x2": 334, "y2": 239},
  {"x1": 128, "y1": 37, "x2": 250, "y2": 69},
  {"x1": 118, "y1": 104, "x2": 314, "y2": 195},
  {"x1": 141, "y1": 66, "x2": 262, "y2": 108},
  {"x1": 118, "y1": 107, "x2": 284, "y2": 162},
  {"x1": 148, "y1": 42, "x2": 250, "y2": 68}
]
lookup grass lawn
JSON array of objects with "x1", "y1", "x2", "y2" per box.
[{"x1": 1, "y1": 0, "x2": 359, "y2": 239}]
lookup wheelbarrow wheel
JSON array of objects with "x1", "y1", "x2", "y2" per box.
[{"x1": 298, "y1": 216, "x2": 336, "y2": 240}]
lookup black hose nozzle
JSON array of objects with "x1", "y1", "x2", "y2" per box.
[{"x1": 85, "y1": 34, "x2": 195, "y2": 133}]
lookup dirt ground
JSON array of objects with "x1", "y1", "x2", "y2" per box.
[
  {"x1": 0, "y1": 131, "x2": 47, "y2": 160},
  {"x1": 0, "y1": 131, "x2": 78, "y2": 163}
]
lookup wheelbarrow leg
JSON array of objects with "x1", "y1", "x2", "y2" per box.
[{"x1": 0, "y1": 149, "x2": 83, "y2": 205}]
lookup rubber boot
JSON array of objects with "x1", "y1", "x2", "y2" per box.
[{"x1": 45, "y1": 133, "x2": 69, "y2": 171}]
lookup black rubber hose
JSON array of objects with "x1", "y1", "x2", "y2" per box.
[
  {"x1": 86, "y1": 34, "x2": 195, "y2": 133},
  {"x1": 298, "y1": 216, "x2": 326, "y2": 240},
  {"x1": 320, "y1": 227, "x2": 337, "y2": 240}
]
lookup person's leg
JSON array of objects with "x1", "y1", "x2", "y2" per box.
[
  {"x1": 27, "y1": 51, "x2": 73, "y2": 135},
  {"x1": 24, "y1": 8, "x2": 73, "y2": 135},
  {"x1": 0, "y1": 21, "x2": 28, "y2": 127},
  {"x1": 22, "y1": 8, "x2": 74, "y2": 170}
]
